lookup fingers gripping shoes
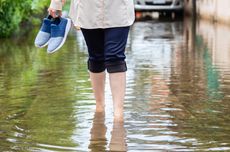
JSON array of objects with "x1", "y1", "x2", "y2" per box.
[
  {"x1": 34, "y1": 16, "x2": 52, "y2": 48},
  {"x1": 47, "y1": 18, "x2": 71, "y2": 54}
]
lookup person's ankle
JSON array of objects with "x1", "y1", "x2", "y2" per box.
[
  {"x1": 96, "y1": 104, "x2": 105, "y2": 112},
  {"x1": 114, "y1": 115, "x2": 124, "y2": 122},
  {"x1": 114, "y1": 112, "x2": 124, "y2": 122}
]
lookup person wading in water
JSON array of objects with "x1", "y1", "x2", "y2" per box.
[{"x1": 48, "y1": 0, "x2": 135, "y2": 122}]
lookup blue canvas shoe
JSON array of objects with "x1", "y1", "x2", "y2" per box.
[
  {"x1": 47, "y1": 17, "x2": 71, "y2": 54},
  {"x1": 34, "y1": 15, "x2": 52, "y2": 48}
]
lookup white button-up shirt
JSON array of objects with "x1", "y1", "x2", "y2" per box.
[{"x1": 50, "y1": 0, "x2": 135, "y2": 29}]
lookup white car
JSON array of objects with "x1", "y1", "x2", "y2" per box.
[{"x1": 134, "y1": 0, "x2": 184, "y2": 15}]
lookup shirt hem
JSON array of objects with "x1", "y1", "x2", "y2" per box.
[{"x1": 70, "y1": 18, "x2": 135, "y2": 29}]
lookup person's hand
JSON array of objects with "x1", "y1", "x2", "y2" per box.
[
  {"x1": 48, "y1": 0, "x2": 66, "y2": 18},
  {"x1": 48, "y1": 8, "x2": 62, "y2": 18}
]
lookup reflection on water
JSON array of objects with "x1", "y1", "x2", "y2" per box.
[
  {"x1": 88, "y1": 112, "x2": 127, "y2": 152},
  {"x1": 89, "y1": 112, "x2": 107, "y2": 151},
  {"x1": 1, "y1": 17, "x2": 230, "y2": 151}
]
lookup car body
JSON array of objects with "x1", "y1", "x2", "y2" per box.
[{"x1": 134, "y1": 0, "x2": 184, "y2": 13}]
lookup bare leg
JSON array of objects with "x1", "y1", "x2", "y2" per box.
[
  {"x1": 90, "y1": 72, "x2": 106, "y2": 112},
  {"x1": 109, "y1": 72, "x2": 126, "y2": 122}
]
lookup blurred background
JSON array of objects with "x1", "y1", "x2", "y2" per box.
[{"x1": 1, "y1": 0, "x2": 230, "y2": 151}]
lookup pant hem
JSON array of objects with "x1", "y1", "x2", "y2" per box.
[
  {"x1": 88, "y1": 60, "x2": 106, "y2": 73},
  {"x1": 106, "y1": 61, "x2": 127, "y2": 73}
]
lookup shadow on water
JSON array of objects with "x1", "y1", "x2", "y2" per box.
[{"x1": 0, "y1": 16, "x2": 230, "y2": 151}]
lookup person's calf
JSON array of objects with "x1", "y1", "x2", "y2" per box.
[
  {"x1": 89, "y1": 72, "x2": 106, "y2": 112},
  {"x1": 109, "y1": 72, "x2": 126, "y2": 122}
]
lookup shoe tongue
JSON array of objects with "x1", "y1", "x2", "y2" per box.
[
  {"x1": 43, "y1": 18, "x2": 51, "y2": 25},
  {"x1": 52, "y1": 17, "x2": 61, "y2": 25},
  {"x1": 47, "y1": 15, "x2": 53, "y2": 20}
]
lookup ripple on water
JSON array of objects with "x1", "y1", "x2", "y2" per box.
[{"x1": 1, "y1": 19, "x2": 230, "y2": 151}]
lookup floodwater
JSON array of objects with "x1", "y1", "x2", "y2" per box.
[{"x1": 0, "y1": 17, "x2": 230, "y2": 151}]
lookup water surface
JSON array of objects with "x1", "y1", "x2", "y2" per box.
[{"x1": 0, "y1": 18, "x2": 230, "y2": 151}]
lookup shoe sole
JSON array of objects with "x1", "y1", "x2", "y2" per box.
[
  {"x1": 35, "y1": 39, "x2": 50, "y2": 48},
  {"x1": 48, "y1": 18, "x2": 71, "y2": 54}
]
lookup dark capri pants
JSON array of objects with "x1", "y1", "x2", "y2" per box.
[{"x1": 81, "y1": 26, "x2": 130, "y2": 73}]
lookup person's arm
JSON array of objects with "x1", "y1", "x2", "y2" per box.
[{"x1": 48, "y1": 0, "x2": 66, "y2": 18}]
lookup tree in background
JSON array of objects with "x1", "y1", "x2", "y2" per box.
[{"x1": 0, "y1": 0, "x2": 49, "y2": 38}]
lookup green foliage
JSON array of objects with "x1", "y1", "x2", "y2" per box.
[{"x1": 0, "y1": 0, "x2": 49, "y2": 38}]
